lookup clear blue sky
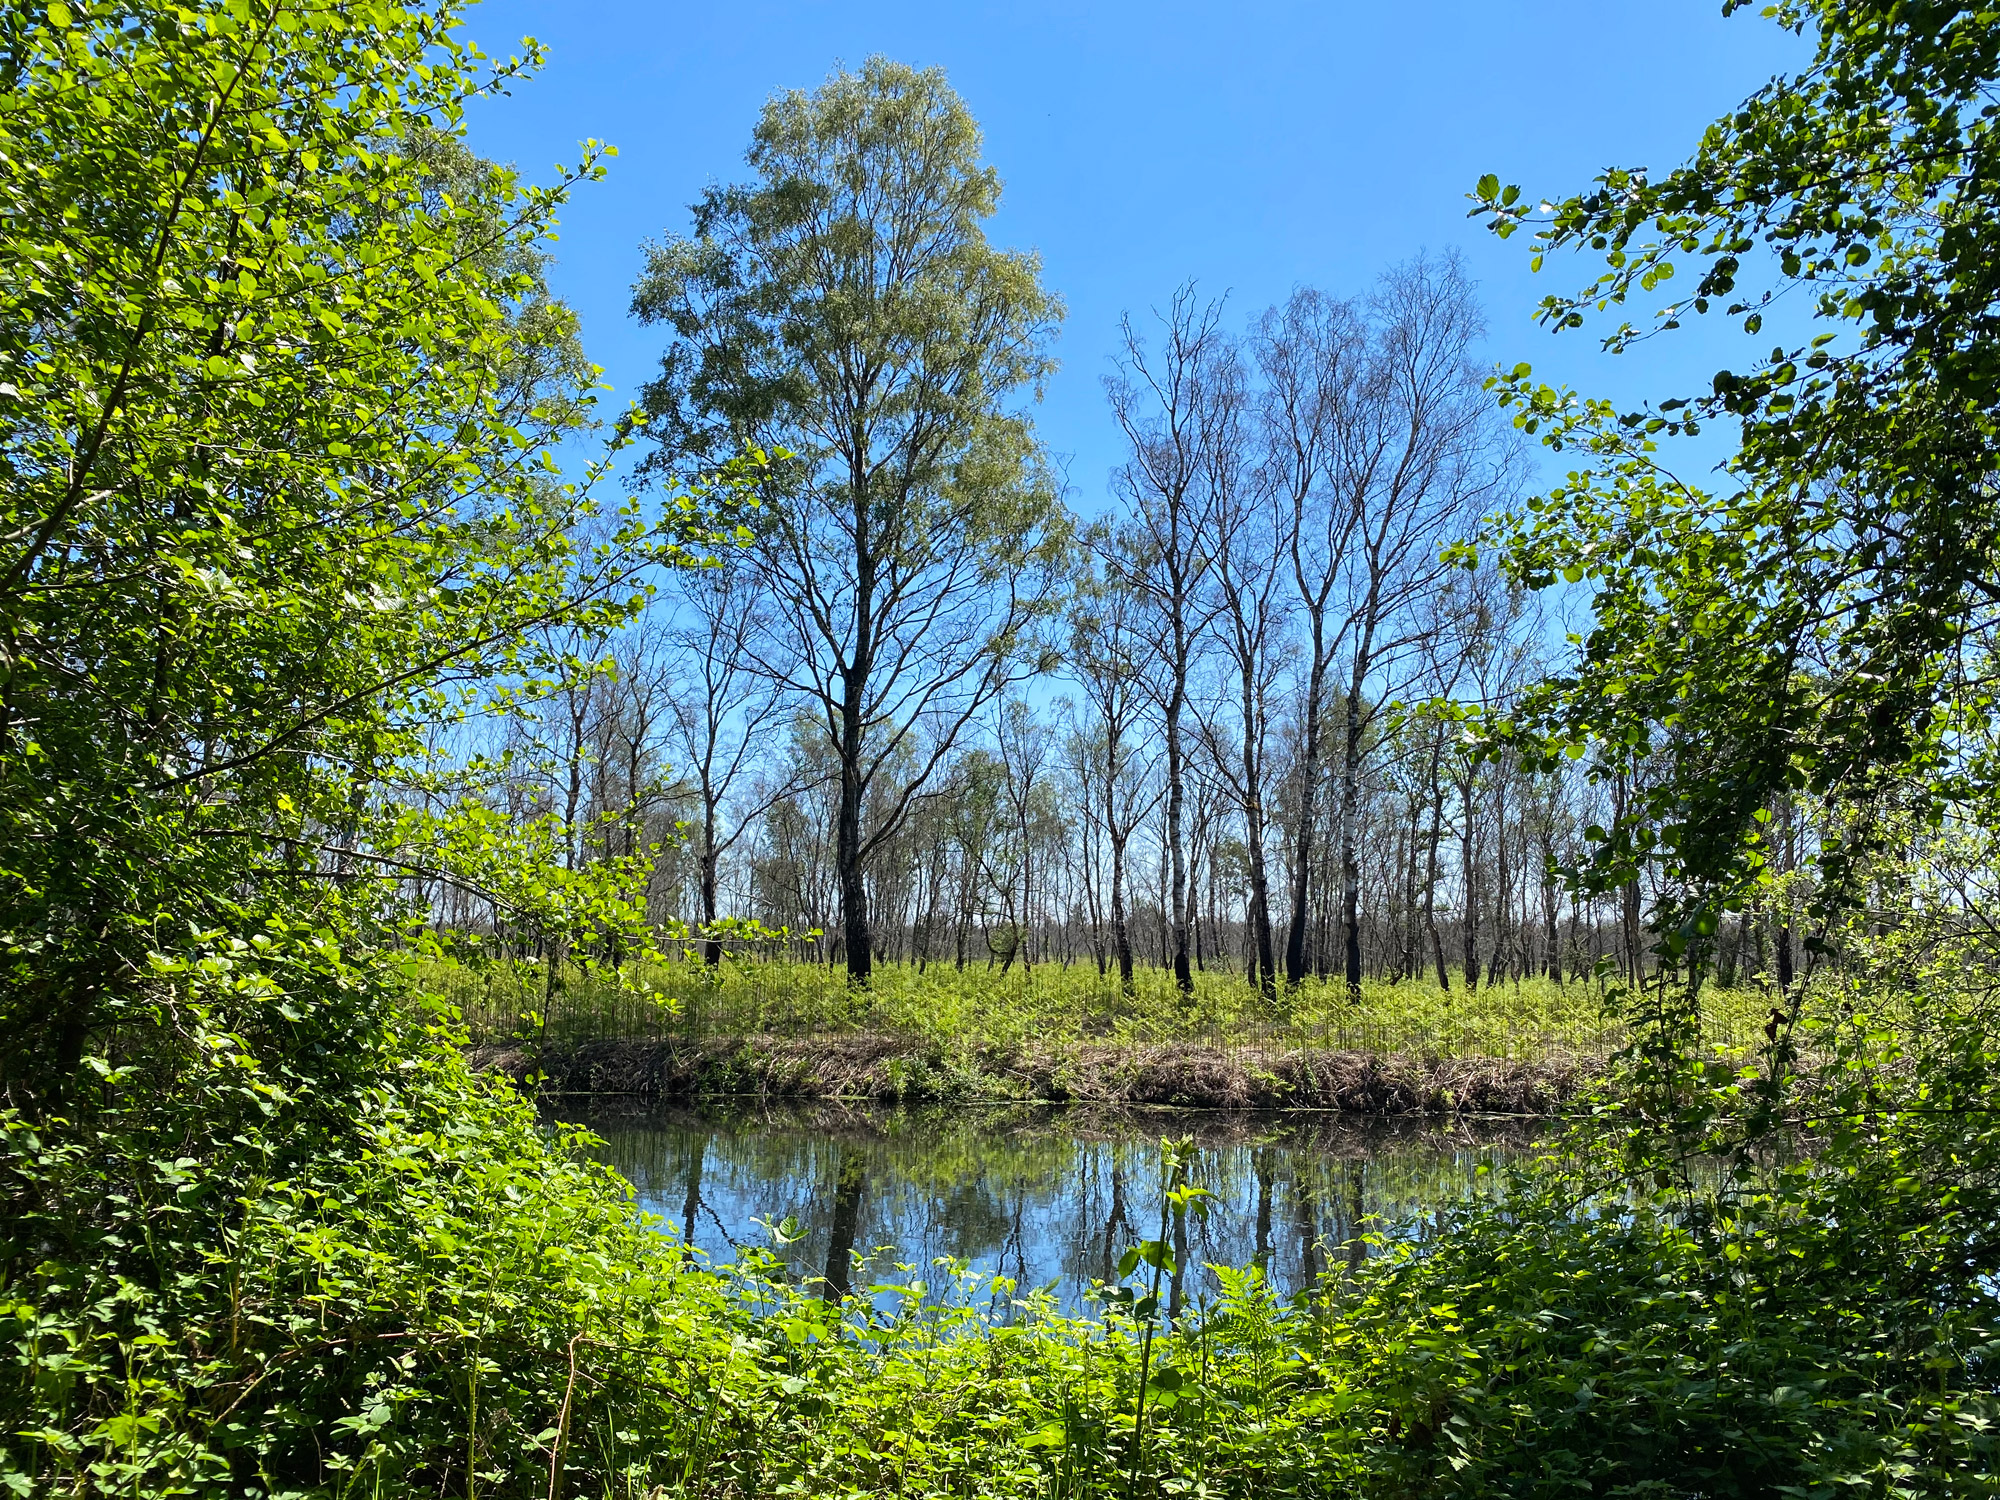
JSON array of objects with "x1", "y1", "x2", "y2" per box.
[{"x1": 458, "y1": 0, "x2": 1811, "y2": 507}]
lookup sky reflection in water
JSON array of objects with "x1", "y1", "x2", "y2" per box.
[{"x1": 579, "y1": 1104, "x2": 1538, "y2": 1314}]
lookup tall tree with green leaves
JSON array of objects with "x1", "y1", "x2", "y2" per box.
[
  {"x1": 1457, "y1": 16, "x2": 2000, "y2": 1457},
  {"x1": 0, "y1": 1, "x2": 747, "y2": 1489},
  {"x1": 633, "y1": 57, "x2": 1068, "y2": 982}
]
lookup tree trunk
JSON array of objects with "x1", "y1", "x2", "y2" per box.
[
  {"x1": 1110, "y1": 828, "x2": 1135, "y2": 992},
  {"x1": 1424, "y1": 726, "x2": 1450, "y2": 991},
  {"x1": 1610, "y1": 774, "x2": 1643, "y2": 985},
  {"x1": 1240, "y1": 667, "x2": 1277, "y2": 999},
  {"x1": 699, "y1": 809, "x2": 722, "y2": 966},
  {"x1": 1486, "y1": 772, "x2": 1509, "y2": 988},
  {"x1": 1164, "y1": 697, "x2": 1194, "y2": 994},
  {"x1": 1542, "y1": 835, "x2": 1561, "y2": 984},
  {"x1": 836, "y1": 449, "x2": 876, "y2": 985},
  {"x1": 1339, "y1": 677, "x2": 1367, "y2": 1001},
  {"x1": 836, "y1": 734, "x2": 872, "y2": 984},
  {"x1": 1396, "y1": 795, "x2": 1420, "y2": 983},
  {"x1": 1460, "y1": 774, "x2": 1480, "y2": 993},
  {"x1": 1283, "y1": 634, "x2": 1328, "y2": 988}
]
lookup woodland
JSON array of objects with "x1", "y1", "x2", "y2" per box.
[{"x1": 3, "y1": 0, "x2": 1999, "y2": 1496}]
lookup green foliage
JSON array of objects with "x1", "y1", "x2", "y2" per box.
[
  {"x1": 1467, "y1": 0, "x2": 2000, "y2": 944},
  {"x1": 16, "y1": 1018, "x2": 1993, "y2": 1497},
  {"x1": 1428, "y1": 15, "x2": 2000, "y2": 1487},
  {"x1": 630, "y1": 56, "x2": 1072, "y2": 979},
  {"x1": 445, "y1": 953, "x2": 1772, "y2": 1064},
  {"x1": 632, "y1": 55, "x2": 1061, "y2": 495},
  {"x1": 3, "y1": 3, "x2": 1992, "y2": 1495},
  {"x1": 0, "y1": 1, "x2": 743, "y2": 1492},
  {"x1": 0, "y1": 0, "x2": 754, "y2": 1097},
  {"x1": 3, "y1": 975, "x2": 686, "y2": 1495}
]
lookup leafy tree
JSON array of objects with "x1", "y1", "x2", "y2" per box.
[
  {"x1": 632, "y1": 57, "x2": 1070, "y2": 983},
  {"x1": 0, "y1": 3, "x2": 742, "y2": 1486},
  {"x1": 1467, "y1": 15, "x2": 2000, "y2": 1450},
  {"x1": 0, "y1": 0, "x2": 706, "y2": 1099},
  {"x1": 1471, "y1": 0, "x2": 2000, "y2": 968}
]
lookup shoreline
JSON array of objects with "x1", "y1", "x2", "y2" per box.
[{"x1": 470, "y1": 1033, "x2": 1591, "y2": 1115}]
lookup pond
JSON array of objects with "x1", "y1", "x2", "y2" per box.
[{"x1": 578, "y1": 1103, "x2": 1541, "y2": 1314}]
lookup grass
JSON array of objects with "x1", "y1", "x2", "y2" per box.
[{"x1": 440, "y1": 952, "x2": 1771, "y2": 1067}]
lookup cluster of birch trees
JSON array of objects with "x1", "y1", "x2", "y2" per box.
[
  {"x1": 449, "y1": 250, "x2": 1700, "y2": 996},
  {"x1": 430, "y1": 59, "x2": 1803, "y2": 995}
]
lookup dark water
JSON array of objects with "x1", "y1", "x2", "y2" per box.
[{"x1": 580, "y1": 1103, "x2": 1538, "y2": 1313}]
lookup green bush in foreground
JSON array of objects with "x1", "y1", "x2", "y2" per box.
[{"x1": 6, "y1": 965, "x2": 1996, "y2": 1498}]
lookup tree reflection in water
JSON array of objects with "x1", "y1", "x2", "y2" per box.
[
  {"x1": 580, "y1": 1103, "x2": 1533, "y2": 1313},
  {"x1": 822, "y1": 1147, "x2": 867, "y2": 1300}
]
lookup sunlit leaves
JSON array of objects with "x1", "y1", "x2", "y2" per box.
[
  {"x1": 1468, "y1": 3, "x2": 2000, "y2": 993},
  {"x1": 0, "y1": 0, "x2": 770, "y2": 1086}
]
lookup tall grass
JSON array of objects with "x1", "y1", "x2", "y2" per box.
[{"x1": 441, "y1": 953, "x2": 1769, "y2": 1064}]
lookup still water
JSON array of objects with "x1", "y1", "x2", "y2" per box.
[{"x1": 580, "y1": 1103, "x2": 1538, "y2": 1313}]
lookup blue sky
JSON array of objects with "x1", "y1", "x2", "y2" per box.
[{"x1": 459, "y1": 0, "x2": 1811, "y2": 510}]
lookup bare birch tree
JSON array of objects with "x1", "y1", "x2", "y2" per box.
[
  {"x1": 1253, "y1": 289, "x2": 1369, "y2": 988},
  {"x1": 662, "y1": 563, "x2": 792, "y2": 961},
  {"x1": 1106, "y1": 285, "x2": 1227, "y2": 996},
  {"x1": 1331, "y1": 253, "x2": 1511, "y2": 998},
  {"x1": 1190, "y1": 339, "x2": 1289, "y2": 997},
  {"x1": 1067, "y1": 532, "x2": 1161, "y2": 990}
]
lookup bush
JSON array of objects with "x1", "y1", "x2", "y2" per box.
[{"x1": 10, "y1": 940, "x2": 1995, "y2": 1499}]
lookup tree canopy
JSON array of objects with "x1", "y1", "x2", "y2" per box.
[{"x1": 0, "y1": 0, "x2": 737, "y2": 1091}]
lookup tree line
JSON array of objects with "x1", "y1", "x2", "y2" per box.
[{"x1": 426, "y1": 59, "x2": 1809, "y2": 997}]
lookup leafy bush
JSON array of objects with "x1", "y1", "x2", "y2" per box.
[{"x1": 11, "y1": 949, "x2": 1994, "y2": 1498}]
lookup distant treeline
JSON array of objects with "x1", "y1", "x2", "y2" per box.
[{"x1": 418, "y1": 185, "x2": 1810, "y2": 996}]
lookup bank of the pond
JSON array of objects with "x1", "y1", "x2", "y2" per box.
[{"x1": 472, "y1": 1033, "x2": 1586, "y2": 1113}]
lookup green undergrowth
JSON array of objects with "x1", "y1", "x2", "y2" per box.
[
  {"x1": 443, "y1": 953, "x2": 1771, "y2": 1063},
  {"x1": 5, "y1": 966, "x2": 1993, "y2": 1498}
]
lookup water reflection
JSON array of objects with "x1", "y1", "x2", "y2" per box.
[{"x1": 578, "y1": 1103, "x2": 1536, "y2": 1313}]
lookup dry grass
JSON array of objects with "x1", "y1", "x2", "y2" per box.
[{"x1": 471, "y1": 1031, "x2": 1587, "y2": 1113}]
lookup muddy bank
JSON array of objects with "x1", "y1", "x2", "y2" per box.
[{"x1": 469, "y1": 1033, "x2": 1589, "y2": 1115}]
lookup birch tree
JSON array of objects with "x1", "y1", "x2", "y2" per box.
[
  {"x1": 633, "y1": 59, "x2": 1068, "y2": 982},
  {"x1": 1106, "y1": 286, "x2": 1227, "y2": 996},
  {"x1": 1331, "y1": 253, "x2": 1510, "y2": 998},
  {"x1": 1253, "y1": 289, "x2": 1368, "y2": 988},
  {"x1": 1192, "y1": 341, "x2": 1288, "y2": 996}
]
